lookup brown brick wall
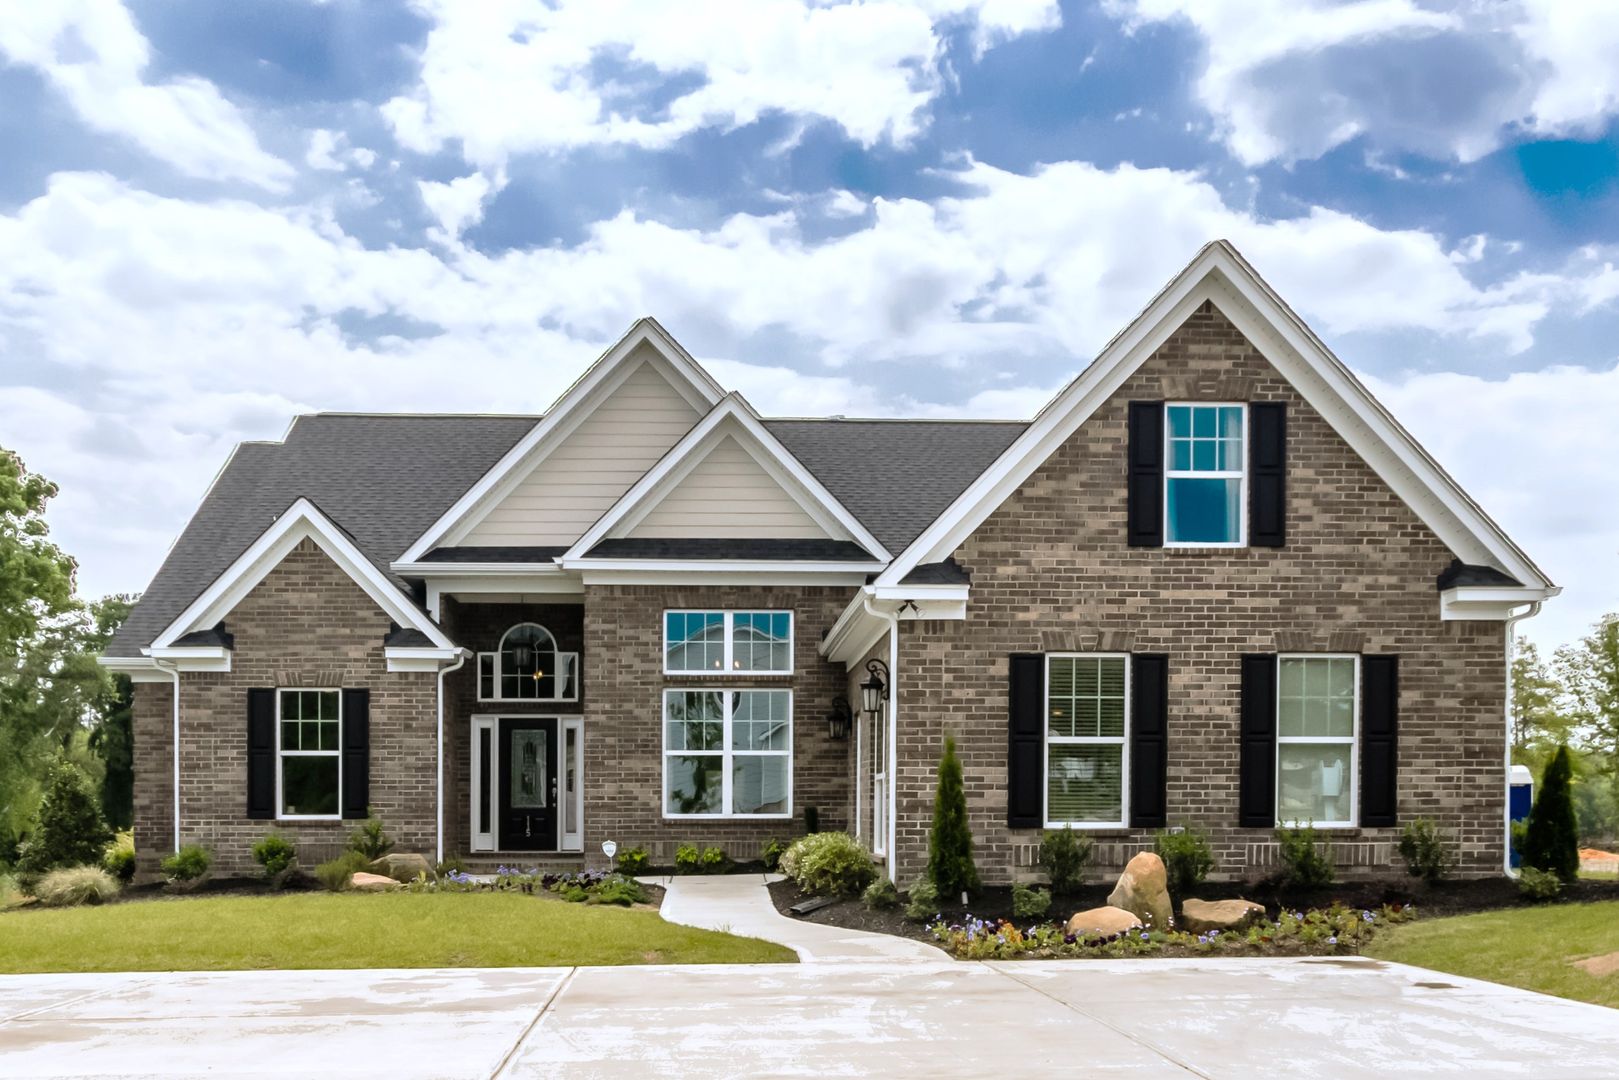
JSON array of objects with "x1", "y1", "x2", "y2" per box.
[
  {"x1": 581, "y1": 584, "x2": 853, "y2": 866},
  {"x1": 892, "y1": 301, "x2": 1507, "y2": 885},
  {"x1": 131, "y1": 538, "x2": 438, "y2": 879}
]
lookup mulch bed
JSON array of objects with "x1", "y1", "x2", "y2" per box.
[{"x1": 768, "y1": 875, "x2": 1619, "y2": 946}]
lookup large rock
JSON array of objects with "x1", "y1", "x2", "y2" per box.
[
  {"x1": 1065, "y1": 906, "x2": 1143, "y2": 938},
  {"x1": 350, "y1": 871, "x2": 403, "y2": 892},
  {"x1": 1180, "y1": 898, "x2": 1266, "y2": 933},
  {"x1": 371, "y1": 852, "x2": 433, "y2": 883},
  {"x1": 1106, "y1": 852, "x2": 1174, "y2": 930}
]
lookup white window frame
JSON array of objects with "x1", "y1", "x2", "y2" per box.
[
  {"x1": 1275, "y1": 653, "x2": 1360, "y2": 829},
  {"x1": 1044, "y1": 653, "x2": 1131, "y2": 829},
  {"x1": 661, "y1": 688, "x2": 793, "y2": 819},
  {"x1": 276, "y1": 688, "x2": 342, "y2": 822},
  {"x1": 1164, "y1": 401, "x2": 1248, "y2": 548},
  {"x1": 476, "y1": 623, "x2": 579, "y2": 703},
  {"x1": 871, "y1": 708, "x2": 887, "y2": 857},
  {"x1": 663, "y1": 610, "x2": 794, "y2": 676}
]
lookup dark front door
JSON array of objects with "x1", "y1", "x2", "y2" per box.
[{"x1": 499, "y1": 718, "x2": 558, "y2": 851}]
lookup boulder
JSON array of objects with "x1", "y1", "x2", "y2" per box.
[
  {"x1": 1106, "y1": 852, "x2": 1174, "y2": 930},
  {"x1": 1180, "y1": 898, "x2": 1266, "y2": 933},
  {"x1": 350, "y1": 871, "x2": 403, "y2": 892},
  {"x1": 371, "y1": 852, "x2": 433, "y2": 883},
  {"x1": 1065, "y1": 906, "x2": 1143, "y2": 938}
]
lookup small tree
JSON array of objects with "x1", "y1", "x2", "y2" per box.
[
  {"x1": 926, "y1": 734, "x2": 979, "y2": 899},
  {"x1": 1522, "y1": 744, "x2": 1579, "y2": 882},
  {"x1": 16, "y1": 760, "x2": 113, "y2": 883}
]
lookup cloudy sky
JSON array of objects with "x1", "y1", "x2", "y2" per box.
[{"x1": 2, "y1": 0, "x2": 1616, "y2": 649}]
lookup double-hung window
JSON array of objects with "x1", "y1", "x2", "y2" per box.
[
  {"x1": 1276, "y1": 655, "x2": 1358, "y2": 826},
  {"x1": 664, "y1": 689, "x2": 792, "y2": 817},
  {"x1": 664, "y1": 611, "x2": 792, "y2": 674},
  {"x1": 1165, "y1": 403, "x2": 1246, "y2": 545},
  {"x1": 278, "y1": 689, "x2": 341, "y2": 819},
  {"x1": 1045, "y1": 655, "x2": 1129, "y2": 827}
]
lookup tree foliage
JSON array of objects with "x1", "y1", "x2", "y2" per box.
[
  {"x1": 1522, "y1": 745, "x2": 1579, "y2": 883},
  {"x1": 15, "y1": 759, "x2": 113, "y2": 883},
  {"x1": 1512, "y1": 637, "x2": 1570, "y2": 753},
  {"x1": 1555, "y1": 615, "x2": 1619, "y2": 816},
  {"x1": 926, "y1": 734, "x2": 979, "y2": 898}
]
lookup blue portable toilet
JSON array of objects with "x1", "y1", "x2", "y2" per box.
[{"x1": 1509, "y1": 764, "x2": 1534, "y2": 868}]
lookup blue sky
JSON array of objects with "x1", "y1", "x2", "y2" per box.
[{"x1": 1, "y1": 0, "x2": 1616, "y2": 649}]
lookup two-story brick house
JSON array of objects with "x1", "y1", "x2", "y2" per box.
[{"x1": 103, "y1": 241, "x2": 1556, "y2": 883}]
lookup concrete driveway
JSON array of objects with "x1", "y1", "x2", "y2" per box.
[{"x1": 3, "y1": 958, "x2": 1616, "y2": 1078}]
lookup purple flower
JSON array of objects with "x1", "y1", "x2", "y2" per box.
[
  {"x1": 1328, "y1": 936, "x2": 1338, "y2": 945},
  {"x1": 1362, "y1": 910, "x2": 1374, "y2": 922}
]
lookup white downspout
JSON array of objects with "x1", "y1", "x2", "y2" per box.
[
  {"x1": 1502, "y1": 602, "x2": 1542, "y2": 878},
  {"x1": 863, "y1": 594, "x2": 900, "y2": 883},
  {"x1": 152, "y1": 658, "x2": 181, "y2": 852},
  {"x1": 436, "y1": 650, "x2": 469, "y2": 866}
]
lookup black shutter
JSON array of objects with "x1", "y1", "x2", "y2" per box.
[
  {"x1": 1238, "y1": 655, "x2": 1278, "y2": 827},
  {"x1": 1129, "y1": 654, "x2": 1169, "y2": 828},
  {"x1": 1007, "y1": 654, "x2": 1045, "y2": 829},
  {"x1": 341, "y1": 688, "x2": 370, "y2": 820},
  {"x1": 1360, "y1": 656, "x2": 1399, "y2": 827},
  {"x1": 1127, "y1": 401, "x2": 1165, "y2": 547},
  {"x1": 1249, "y1": 402, "x2": 1287, "y2": 547},
  {"x1": 246, "y1": 688, "x2": 276, "y2": 820}
]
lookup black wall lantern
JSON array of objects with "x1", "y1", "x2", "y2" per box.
[
  {"x1": 861, "y1": 658, "x2": 889, "y2": 720},
  {"x1": 826, "y1": 696, "x2": 852, "y2": 741}
]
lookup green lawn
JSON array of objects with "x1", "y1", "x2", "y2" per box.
[
  {"x1": 1366, "y1": 901, "x2": 1619, "y2": 1009},
  {"x1": 0, "y1": 891, "x2": 795, "y2": 973}
]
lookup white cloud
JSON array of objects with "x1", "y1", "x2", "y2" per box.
[
  {"x1": 382, "y1": 0, "x2": 1060, "y2": 166},
  {"x1": 417, "y1": 170, "x2": 505, "y2": 238},
  {"x1": 1108, "y1": 0, "x2": 1619, "y2": 165},
  {"x1": 306, "y1": 129, "x2": 377, "y2": 173},
  {"x1": 0, "y1": 1, "x2": 293, "y2": 189}
]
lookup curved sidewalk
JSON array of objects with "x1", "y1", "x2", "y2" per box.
[{"x1": 645, "y1": 873, "x2": 946, "y2": 962}]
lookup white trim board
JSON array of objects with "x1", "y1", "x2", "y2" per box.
[
  {"x1": 399, "y1": 318, "x2": 725, "y2": 562},
  {"x1": 561, "y1": 394, "x2": 891, "y2": 562},
  {"x1": 875, "y1": 240, "x2": 1556, "y2": 598},
  {"x1": 150, "y1": 497, "x2": 454, "y2": 651}
]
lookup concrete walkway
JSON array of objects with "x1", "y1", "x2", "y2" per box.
[
  {"x1": 4, "y1": 959, "x2": 1618, "y2": 1077},
  {"x1": 645, "y1": 872, "x2": 946, "y2": 962}
]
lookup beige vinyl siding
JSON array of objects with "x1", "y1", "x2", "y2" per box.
[
  {"x1": 627, "y1": 434, "x2": 830, "y2": 539},
  {"x1": 462, "y1": 354, "x2": 701, "y2": 546}
]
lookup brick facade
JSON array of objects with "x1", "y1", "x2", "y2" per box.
[{"x1": 891, "y1": 300, "x2": 1506, "y2": 885}]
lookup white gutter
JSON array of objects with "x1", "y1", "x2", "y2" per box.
[
  {"x1": 435, "y1": 650, "x2": 470, "y2": 866},
  {"x1": 1502, "y1": 601, "x2": 1542, "y2": 878},
  {"x1": 863, "y1": 593, "x2": 900, "y2": 883},
  {"x1": 152, "y1": 658, "x2": 181, "y2": 852}
]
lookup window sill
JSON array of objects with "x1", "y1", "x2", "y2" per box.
[
  {"x1": 276, "y1": 817, "x2": 345, "y2": 825},
  {"x1": 660, "y1": 813, "x2": 794, "y2": 821},
  {"x1": 1162, "y1": 544, "x2": 1255, "y2": 553}
]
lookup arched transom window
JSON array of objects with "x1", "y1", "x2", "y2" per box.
[{"x1": 477, "y1": 623, "x2": 578, "y2": 701}]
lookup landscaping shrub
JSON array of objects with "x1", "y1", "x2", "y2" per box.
[
  {"x1": 616, "y1": 847, "x2": 650, "y2": 875},
  {"x1": 1154, "y1": 827, "x2": 1215, "y2": 899},
  {"x1": 699, "y1": 846, "x2": 728, "y2": 872},
  {"x1": 160, "y1": 844, "x2": 211, "y2": 885},
  {"x1": 862, "y1": 878, "x2": 899, "y2": 911},
  {"x1": 590, "y1": 875, "x2": 649, "y2": 906},
  {"x1": 1038, "y1": 827, "x2": 1092, "y2": 895},
  {"x1": 674, "y1": 844, "x2": 701, "y2": 874},
  {"x1": 1012, "y1": 882, "x2": 1051, "y2": 919},
  {"x1": 1396, "y1": 818, "x2": 1453, "y2": 884},
  {"x1": 315, "y1": 851, "x2": 369, "y2": 892},
  {"x1": 903, "y1": 878, "x2": 939, "y2": 922},
  {"x1": 926, "y1": 735, "x2": 979, "y2": 900},
  {"x1": 435, "y1": 856, "x2": 467, "y2": 877},
  {"x1": 103, "y1": 832, "x2": 136, "y2": 884},
  {"x1": 15, "y1": 760, "x2": 114, "y2": 885},
  {"x1": 760, "y1": 838, "x2": 787, "y2": 872},
  {"x1": 779, "y1": 831, "x2": 876, "y2": 896},
  {"x1": 35, "y1": 866, "x2": 120, "y2": 907},
  {"x1": 1522, "y1": 745, "x2": 1579, "y2": 882},
  {"x1": 348, "y1": 815, "x2": 394, "y2": 861},
  {"x1": 252, "y1": 833, "x2": 297, "y2": 884},
  {"x1": 1515, "y1": 866, "x2": 1562, "y2": 902},
  {"x1": 1275, "y1": 825, "x2": 1335, "y2": 889}
]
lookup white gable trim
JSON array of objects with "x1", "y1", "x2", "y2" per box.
[
  {"x1": 151, "y1": 498, "x2": 454, "y2": 651},
  {"x1": 877, "y1": 241, "x2": 1555, "y2": 595},
  {"x1": 398, "y1": 318, "x2": 725, "y2": 562},
  {"x1": 561, "y1": 394, "x2": 892, "y2": 562}
]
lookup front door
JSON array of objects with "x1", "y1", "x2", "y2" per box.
[{"x1": 499, "y1": 718, "x2": 558, "y2": 851}]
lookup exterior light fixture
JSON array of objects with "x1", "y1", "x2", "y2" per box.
[
  {"x1": 827, "y1": 696, "x2": 853, "y2": 741},
  {"x1": 861, "y1": 658, "x2": 889, "y2": 720}
]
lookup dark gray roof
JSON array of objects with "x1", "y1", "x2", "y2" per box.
[
  {"x1": 383, "y1": 625, "x2": 436, "y2": 648},
  {"x1": 765, "y1": 420, "x2": 1025, "y2": 554},
  {"x1": 107, "y1": 414, "x2": 536, "y2": 657},
  {"x1": 1436, "y1": 560, "x2": 1522, "y2": 591},
  {"x1": 421, "y1": 545, "x2": 569, "y2": 563},
  {"x1": 585, "y1": 538, "x2": 876, "y2": 561},
  {"x1": 173, "y1": 623, "x2": 234, "y2": 649},
  {"x1": 899, "y1": 558, "x2": 972, "y2": 586}
]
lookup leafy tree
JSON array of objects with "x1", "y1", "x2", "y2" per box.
[
  {"x1": 86, "y1": 596, "x2": 135, "y2": 829},
  {"x1": 1511, "y1": 637, "x2": 1570, "y2": 754},
  {"x1": 15, "y1": 759, "x2": 113, "y2": 882},
  {"x1": 1522, "y1": 745, "x2": 1579, "y2": 883},
  {"x1": 1556, "y1": 614, "x2": 1619, "y2": 814},
  {"x1": 926, "y1": 734, "x2": 979, "y2": 898}
]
